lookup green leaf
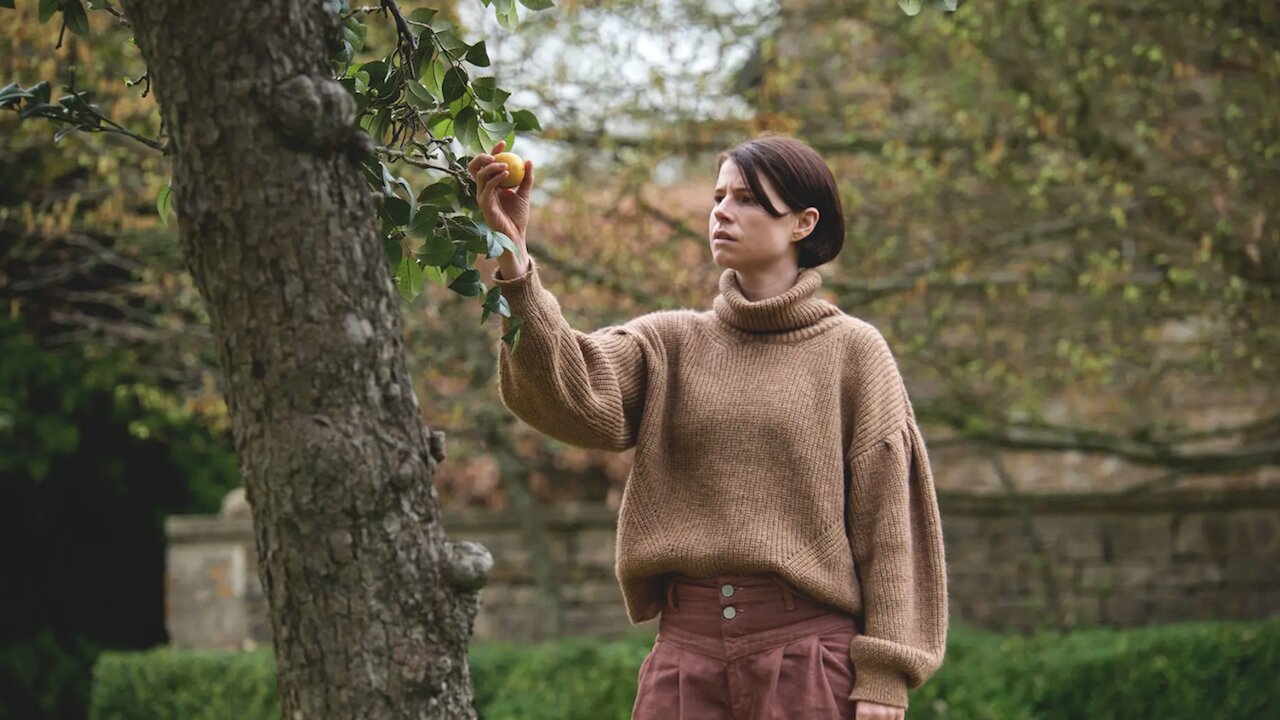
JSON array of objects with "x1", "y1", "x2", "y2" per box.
[
  {"x1": 342, "y1": 17, "x2": 367, "y2": 52},
  {"x1": 471, "y1": 76, "x2": 511, "y2": 111},
  {"x1": 517, "y1": 0, "x2": 554, "y2": 9},
  {"x1": 0, "y1": 83, "x2": 33, "y2": 108},
  {"x1": 898, "y1": 0, "x2": 923, "y2": 16},
  {"x1": 425, "y1": 111, "x2": 453, "y2": 137},
  {"x1": 382, "y1": 196, "x2": 411, "y2": 226},
  {"x1": 53, "y1": 123, "x2": 91, "y2": 144},
  {"x1": 57, "y1": 91, "x2": 95, "y2": 118},
  {"x1": 434, "y1": 28, "x2": 471, "y2": 56},
  {"x1": 0, "y1": 0, "x2": 15, "y2": 10},
  {"x1": 502, "y1": 314, "x2": 523, "y2": 353},
  {"x1": 442, "y1": 66, "x2": 468, "y2": 104},
  {"x1": 358, "y1": 60, "x2": 392, "y2": 98},
  {"x1": 511, "y1": 109, "x2": 542, "y2": 132},
  {"x1": 28, "y1": 80, "x2": 51, "y2": 104},
  {"x1": 453, "y1": 106, "x2": 479, "y2": 153},
  {"x1": 381, "y1": 163, "x2": 413, "y2": 203},
  {"x1": 447, "y1": 214, "x2": 487, "y2": 242},
  {"x1": 491, "y1": 230, "x2": 522, "y2": 261},
  {"x1": 19, "y1": 102, "x2": 65, "y2": 120},
  {"x1": 405, "y1": 81, "x2": 435, "y2": 111},
  {"x1": 363, "y1": 107, "x2": 391, "y2": 144},
  {"x1": 423, "y1": 263, "x2": 448, "y2": 287},
  {"x1": 448, "y1": 268, "x2": 484, "y2": 297},
  {"x1": 478, "y1": 120, "x2": 515, "y2": 151},
  {"x1": 481, "y1": 285, "x2": 511, "y2": 323},
  {"x1": 464, "y1": 41, "x2": 491, "y2": 67},
  {"x1": 483, "y1": 229, "x2": 505, "y2": 259},
  {"x1": 406, "y1": 206, "x2": 439, "y2": 238},
  {"x1": 156, "y1": 182, "x2": 173, "y2": 227},
  {"x1": 418, "y1": 179, "x2": 457, "y2": 210},
  {"x1": 414, "y1": 40, "x2": 436, "y2": 77},
  {"x1": 420, "y1": 57, "x2": 446, "y2": 101},
  {"x1": 63, "y1": 0, "x2": 90, "y2": 37},
  {"x1": 38, "y1": 0, "x2": 58, "y2": 22},
  {"x1": 418, "y1": 232, "x2": 456, "y2": 266},
  {"x1": 395, "y1": 257, "x2": 425, "y2": 302},
  {"x1": 470, "y1": 76, "x2": 498, "y2": 99},
  {"x1": 335, "y1": 40, "x2": 354, "y2": 66},
  {"x1": 496, "y1": 3, "x2": 519, "y2": 32},
  {"x1": 408, "y1": 7, "x2": 437, "y2": 23}
]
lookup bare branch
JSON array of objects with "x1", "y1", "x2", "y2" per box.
[{"x1": 926, "y1": 408, "x2": 1280, "y2": 474}]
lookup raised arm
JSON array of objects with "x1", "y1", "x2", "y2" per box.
[{"x1": 490, "y1": 255, "x2": 652, "y2": 451}]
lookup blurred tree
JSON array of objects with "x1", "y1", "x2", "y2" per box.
[
  {"x1": 408, "y1": 0, "x2": 1277, "y2": 504},
  {"x1": 2, "y1": 5, "x2": 239, "y2": 718}
]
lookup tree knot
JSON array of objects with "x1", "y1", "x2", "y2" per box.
[
  {"x1": 271, "y1": 74, "x2": 356, "y2": 154},
  {"x1": 443, "y1": 539, "x2": 492, "y2": 592}
]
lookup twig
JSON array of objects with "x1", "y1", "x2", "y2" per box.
[
  {"x1": 125, "y1": 72, "x2": 151, "y2": 98},
  {"x1": 381, "y1": 0, "x2": 418, "y2": 79},
  {"x1": 341, "y1": 5, "x2": 382, "y2": 20},
  {"x1": 94, "y1": 0, "x2": 130, "y2": 26},
  {"x1": 376, "y1": 145, "x2": 452, "y2": 174}
]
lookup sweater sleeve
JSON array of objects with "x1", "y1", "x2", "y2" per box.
[
  {"x1": 490, "y1": 255, "x2": 651, "y2": 451},
  {"x1": 842, "y1": 330, "x2": 949, "y2": 709}
]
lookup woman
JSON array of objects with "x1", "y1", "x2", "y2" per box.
[{"x1": 467, "y1": 133, "x2": 948, "y2": 720}]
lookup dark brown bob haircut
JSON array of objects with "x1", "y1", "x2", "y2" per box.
[{"x1": 714, "y1": 132, "x2": 844, "y2": 269}]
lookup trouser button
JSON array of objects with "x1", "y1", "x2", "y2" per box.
[{"x1": 723, "y1": 606, "x2": 737, "y2": 619}]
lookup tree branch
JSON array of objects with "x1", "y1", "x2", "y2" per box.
[
  {"x1": 925, "y1": 407, "x2": 1280, "y2": 474},
  {"x1": 380, "y1": 0, "x2": 417, "y2": 78}
]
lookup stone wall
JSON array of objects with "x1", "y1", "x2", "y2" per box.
[
  {"x1": 164, "y1": 489, "x2": 1280, "y2": 649},
  {"x1": 943, "y1": 488, "x2": 1280, "y2": 630}
]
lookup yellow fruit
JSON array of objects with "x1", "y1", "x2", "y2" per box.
[{"x1": 493, "y1": 151, "x2": 525, "y2": 188}]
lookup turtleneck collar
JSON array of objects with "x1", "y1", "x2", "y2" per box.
[{"x1": 712, "y1": 266, "x2": 841, "y2": 333}]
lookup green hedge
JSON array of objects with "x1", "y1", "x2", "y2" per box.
[
  {"x1": 910, "y1": 618, "x2": 1280, "y2": 720},
  {"x1": 89, "y1": 648, "x2": 279, "y2": 720},
  {"x1": 90, "y1": 617, "x2": 1280, "y2": 720}
]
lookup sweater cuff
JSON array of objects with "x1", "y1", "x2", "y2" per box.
[
  {"x1": 491, "y1": 256, "x2": 552, "y2": 328},
  {"x1": 492, "y1": 254, "x2": 539, "y2": 294},
  {"x1": 849, "y1": 657, "x2": 910, "y2": 710}
]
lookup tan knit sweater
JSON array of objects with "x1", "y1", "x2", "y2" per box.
[{"x1": 491, "y1": 257, "x2": 948, "y2": 709}]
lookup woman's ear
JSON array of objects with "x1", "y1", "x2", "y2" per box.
[{"x1": 793, "y1": 207, "x2": 820, "y2": 241}]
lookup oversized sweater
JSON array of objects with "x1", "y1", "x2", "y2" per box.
[{"x1": 490, "y1": 256, "x2": 948, "y2": 709}]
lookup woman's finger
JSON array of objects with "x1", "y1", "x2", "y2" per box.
[
  {"x1": 474, "y1": 162, "x2": 507, "y2": 196},
  {"x1": 478, "y1": 161, "x2": 508, "y2": 184},
  {"x1": 518, "y1": 159, "x2": 533, "y2": 193},
  {"x1": 467, "y1": 153, "x2": 491, "y2": 176},
  {"x1": 482, "y1": 166, "x2": 510, "y2": 197}
]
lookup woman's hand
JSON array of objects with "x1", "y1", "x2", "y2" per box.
[
  {"x1": 466, "y1": 139, "x2": 533, "y2": 278},
  {"x1": 855, "y1": 701, "x2": 905, "y2": 720}
]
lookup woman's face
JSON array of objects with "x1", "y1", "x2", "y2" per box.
[{"x1": 708, "y1": 160, "x2": 807, "y2": 272}]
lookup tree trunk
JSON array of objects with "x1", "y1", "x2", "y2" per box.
[{"x1": 120, "y1": 0, "x2": 491, "y2": 716}]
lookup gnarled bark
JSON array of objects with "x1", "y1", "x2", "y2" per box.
[{"x1": 120, "y1": 0, "x2": 490, "y2": 716}]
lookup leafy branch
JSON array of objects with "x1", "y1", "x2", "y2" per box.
[
  {"x1": 3, "y1": 0, "x2": 558, "y2": 351},
  {"x1": 0, "y1": 78, "x2": 166, "y2": 151}
]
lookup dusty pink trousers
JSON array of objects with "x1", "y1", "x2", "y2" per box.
[{"x1": 631, "y1": 573, "x2": 861, "y2": 720}]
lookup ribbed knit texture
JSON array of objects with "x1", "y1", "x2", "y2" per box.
[{"x1": 491, "y1": 257, "x2": 948, "y2": 709}]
